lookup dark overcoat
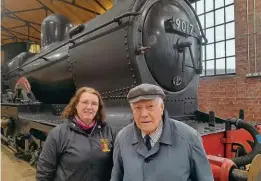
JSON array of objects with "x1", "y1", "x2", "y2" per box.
[{"x1": 110, "y1": 111, "x2": 214, "y2": 181}]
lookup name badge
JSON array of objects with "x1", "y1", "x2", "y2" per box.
[{"x1": 100, "y1": 138, "x2": 110, "y2": 152}]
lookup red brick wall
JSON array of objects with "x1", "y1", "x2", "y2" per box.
[{"x1": 198, "y1": 0, "x2": 261, "y2": 122}]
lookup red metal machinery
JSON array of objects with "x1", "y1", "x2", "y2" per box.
[{"x1": 202, "y1": 118, "x2": 261, "y2": 181}]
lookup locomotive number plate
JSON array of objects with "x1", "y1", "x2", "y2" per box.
[{"x1": 171, "y1": 17, "x2": 194, "y2": 35}]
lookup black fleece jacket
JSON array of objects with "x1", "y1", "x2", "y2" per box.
[{"x1": 36, "y1": 118, "x2": 115, "y2": 181}]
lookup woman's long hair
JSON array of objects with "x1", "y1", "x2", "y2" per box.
[{"x1": 61, "y1": 87, "x2": 106, "y2": 124}]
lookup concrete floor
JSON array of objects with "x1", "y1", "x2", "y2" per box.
[{"x1": 1, "y1": 145, "x2": 36, "y2": 181}]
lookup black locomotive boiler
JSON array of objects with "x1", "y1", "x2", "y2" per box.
[
  {"x1": 1, "y1": 0, "x2": 261, "y2": 179},
  {"x1": 2, "y1": 0, "x2": 205, "y2": 132}
]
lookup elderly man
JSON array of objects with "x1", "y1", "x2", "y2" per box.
[{"x1": 110, "y1": 83, "x2": 214, "y2": 181}]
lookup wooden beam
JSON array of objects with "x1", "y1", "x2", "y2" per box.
[
  {"x1": 1, "y1": 26, "x2": 40, "y2": 40},
  {"x1": 92, "y1": 0, "x2": 106, "y2": 11},
  {"x1": 2, "y1": 7, "x2": 45, "y2": 17},
  {"x1": 36, "y1": 0, "x2": 55, "y2": 13},
  {"x1": 1, "y1": 26, "x2": 24, "y2": 42},
  {"x1": 57, "y1": 0, "x2": 100, "y2": 15}
]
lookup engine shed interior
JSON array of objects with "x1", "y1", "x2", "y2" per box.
[{"x1": 1, "y1": 0, "x2": 261, "y2": 181}]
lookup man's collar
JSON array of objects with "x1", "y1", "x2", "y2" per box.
[
  {"x1": 159, "y1": 110, "x2": 173, "y2": 145},
  {"x1": 132, "y1": 122, "x2": 143, "y2": 144}
]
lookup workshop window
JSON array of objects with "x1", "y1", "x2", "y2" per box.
[{"x1": 192, "y1": 0, "x2": 236, "y2": 76}]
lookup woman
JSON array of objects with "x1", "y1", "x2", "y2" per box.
[{"x1": 36, "y1": 87, "x2": 115, "y2": 181}]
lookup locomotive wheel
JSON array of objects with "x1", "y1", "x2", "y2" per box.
[
  {"x1": 1, "y1": 117, "x2": 10, "y2": 129},
  {"x1": 1, "y1": 117, "x2": 15, "y2": 140},
  {"x1": 13, "y1": 88, "x2": 36, "y2": 103},
  {"x1": 28, "y1": 142, "x2": 39, "y2": 166}
]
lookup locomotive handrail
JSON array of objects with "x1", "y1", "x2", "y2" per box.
[
  {"x1": 184, "y1": 0, "x2": 208, "y2": 45},
  {"x1": 226, "y1": 118, "x2": 261, "y2": 167},
  {"x1": 2, "y1": 11, "x2": 141, "y2": 77}
]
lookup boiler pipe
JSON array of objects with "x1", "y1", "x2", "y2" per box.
[
  {"x1": 254, "y1": 0, "x2": 257, "y2": 72},
  {"x1": 246, "y1": 0, "x2": 250, "y2": 73}
]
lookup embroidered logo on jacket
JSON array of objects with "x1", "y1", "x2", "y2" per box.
[{"x1": 100, "y1": 139, "x2": 110, "y2": 152}]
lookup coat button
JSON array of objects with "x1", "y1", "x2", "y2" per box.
[{"x1": 145, "y1": 158, "x2": 151, "y2": 163}]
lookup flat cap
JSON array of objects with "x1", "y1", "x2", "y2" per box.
[{"x1": 127, "y1": 83, "x2": 166, "y2": 103}]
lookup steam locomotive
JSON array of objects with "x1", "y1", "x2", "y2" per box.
[{"x1": 1, "y1": 0, "x2": 261, "y2": 180}]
